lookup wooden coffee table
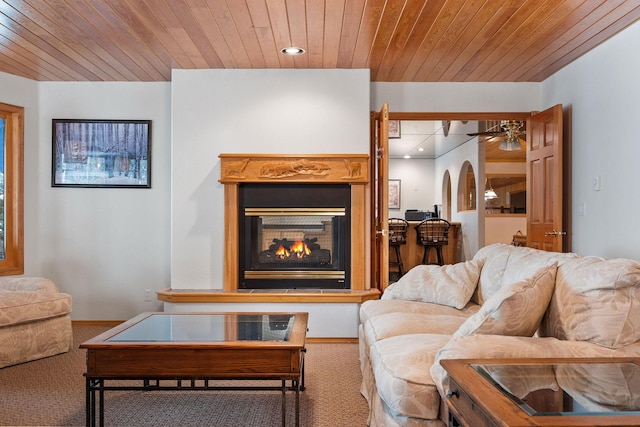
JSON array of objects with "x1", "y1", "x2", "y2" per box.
[
  {"x1": 80, "y1": 312, "x2": 308, "y2": 427},
  {"x1": 441, "y1": 357, "x2": 640, "y2": 427}
]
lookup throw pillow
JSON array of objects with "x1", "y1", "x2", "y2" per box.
[
  {"x1": 453, "y1": 262, "x2": 558, "y2": 337},
  {"x1": 381, "y1": 259, "x2": 485, "y2": 309},
  {"x1": 540, "y1": 257, "x2": 640, "y2": 349}
]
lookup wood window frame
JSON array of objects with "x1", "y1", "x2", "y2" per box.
[{"x1": 0, "y1": 102, "x2": 24, "y2": 275}]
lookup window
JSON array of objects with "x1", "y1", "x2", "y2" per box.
[{"x1": 0, "y1": 102, "x2": 24, "y2": 275}]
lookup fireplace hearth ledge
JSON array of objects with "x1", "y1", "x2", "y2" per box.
[{"x1": 157, "y1": 288, "x2": 380, "y2": 304}]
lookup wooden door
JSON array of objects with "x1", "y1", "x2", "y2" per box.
[
  {"x1": 526, "y1": 104, "x2": 565, "y2": 251},
  {"x1": 371, "y1": 104, "x2": 390, "y2": 291}
]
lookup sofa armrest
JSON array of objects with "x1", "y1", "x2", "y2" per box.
[{"x1": 0, "y1": 277, "x2": 59, "y2": 293}]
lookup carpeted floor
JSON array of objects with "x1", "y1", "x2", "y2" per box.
[{"x1": 0, "y1": 325, "x2": 369, "y2": 426}]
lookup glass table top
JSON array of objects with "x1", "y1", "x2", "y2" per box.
[
  {"x1": 473, "y1": 362, "x2": 640, "y2": 416},
  {"x1": 107, "y1": 313, "x2": 296, "y2": 343}
]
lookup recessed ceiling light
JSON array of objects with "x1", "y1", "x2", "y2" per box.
[
  {"x1": 404, "y1": 155, "x2": 411, "y2": 159},
  {"x1": 281, "y1": 47, "x2": 305, "y2": 56},
  {"x1": 418, "y1": 147, "x2": 424, "y2": 152}
]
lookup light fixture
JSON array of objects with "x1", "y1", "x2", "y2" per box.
[
  {"x1": 484, "y1": 178, "x2": 498, "y2": 201},
  {"x1": 498, "y1": 121, "x2": 524, "y2": 151},
  {"x1": 280, "y1": 47, "x2": 305, "y2": 56}
]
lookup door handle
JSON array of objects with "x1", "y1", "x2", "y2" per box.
[
  {"x1": 376, "y1": 229, "x2": 388, "y2": 237},
  {"x1": 544, "y1": 229, "x2": 567, "y2": 237}
]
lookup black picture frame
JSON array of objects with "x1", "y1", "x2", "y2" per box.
[{"x1": 52, "y1": 119, "x2": 151, "y2": 188}]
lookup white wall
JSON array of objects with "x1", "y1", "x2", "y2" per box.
[
  {"x1": 171, "y1": 69, "x2": 371, "y2": 289},
  {"x1": 388, "y1": 158, "x2": 435, "y2": 216},
  {"x1": 35, "y1": 82, "x2": 172, "y2": 320},
  {"x1": 541, "y1": 21, "x2": 640, "y2": 260}
]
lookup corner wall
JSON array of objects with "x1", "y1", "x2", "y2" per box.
[{"x1": 541, "y1": 20, "x2": 640, "y2": 260}]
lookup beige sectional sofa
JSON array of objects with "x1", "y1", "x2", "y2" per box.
[
  {"x1": 359, "y1": 243, "x2": 640, "y2": 426},
  {"x1": 0, "y1": 277, "x2": 73, "y2": 368}
]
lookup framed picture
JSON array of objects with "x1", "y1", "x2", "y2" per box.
[
  {"x1": 52, "y1": 119, "x2": 151, "y2": 188},
  {"x1": 388, "y1": 120, "x2": 401, "y2": 138},
  {"x1": 388, "y1": 179, "x2": 401, "y2": 209}
]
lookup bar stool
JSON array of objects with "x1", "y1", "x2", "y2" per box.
[
  {"x1": 388, "y1": 218, "x2": 409, "y2": 277},
  {"x1": 415, "y1": 218, "x2": 451, "y2": 266}
]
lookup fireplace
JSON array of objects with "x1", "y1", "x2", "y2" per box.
[
  {"x1": 219, "y1": 153, "x2": 369, "y2": 292},
  {"x1": 239, "y1": 183, "x2": 350, "y2": 289}
]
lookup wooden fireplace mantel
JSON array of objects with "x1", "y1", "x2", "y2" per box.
[
  {"x1": 219, "y1": 154, "x2": 370, "y2": 292},
  {"x1": 219, "y1": 153, "x2": 369, "y2": 184}
]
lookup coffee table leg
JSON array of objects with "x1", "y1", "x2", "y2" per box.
[
  {"x1": 295, "y1": 378, "x2": 300, "y2": 427},
  {"x1": 281, "y1": 380, "x2": 287, "y2": 427}
]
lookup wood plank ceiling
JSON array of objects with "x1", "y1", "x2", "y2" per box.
[{"x1": 0, "y1": 0, "x2": 639, "y2": 82}]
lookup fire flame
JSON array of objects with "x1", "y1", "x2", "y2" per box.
[{"x1": 275, "y1": 241, "x2": 311, "y2": 260}]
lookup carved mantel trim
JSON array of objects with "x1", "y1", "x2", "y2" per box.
[
  {"x1": 219, "y1": 153, "x2": 370, "y2": 293},
  {"x1": 219, "y1": 154, "x2": 369, "y2": 184}
]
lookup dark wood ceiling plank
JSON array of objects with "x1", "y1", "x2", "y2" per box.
[
  {"x1": 265, "y1": 0, "x2": 294, "y2": 68},
  {"x1": 184, "y1": 0, "x2": 238, "y2": 68},
  {"x1": 0, "y1": 33, "x2": 66, "y2": 80},
  {"x1": 373, "y1": 0, "x2": 428, "y2": 81},
  {"x1": 156, "y1": 0, "x2": 225, "y2": 68},
  {"x1": 366, "y1": 0, "x2": 406, "y2": 77},
  {"x1": 466, "y1": 0, "x2": 561, "y2": 81},
  {"x1": 305, "y1": 0, "x2": 325, "y2": 68},
  {"x1": 501, "y1": 0, "x2": 611, "y2": 81},
  {"x1": 322, "y1": 0, "x2": 345, "y2": 68},
  {"x1": 516, "y1": 1, "x2": 640, "y2": 81},
  {"x1": 115, "y1": 0, "x2": 196, "y2": 70},
  {"x1": 417, "y1": 0, "x2": 504, "y2": 82},
  {"x1": 55, "y1": 0, "x2": 165, "y2": 80},
  {"x1": 351, "y1": 0, "x2": 385, "y2": 68},
  {"x1": 480, "y1": 0, "x2": 582, "y2": 81},
  {"x1": 400, "y1": 0, "x2": 467, "y2": 81},
  {"x1": 77, "y1": 0, "x2": 172, "y2": 80},
  {"x1": 0, "y1": 0, "x2": 638, "y2": 81},
  {"x1": 436, "y1": 0, "x2": 528, "y2": 82},
  {"x1": 285, "y1": 0, "x2": 309, "y2": 68},
  {"x1": 205, "y1": 0, "x2": 252, "y2": 68},
  {"x1": 3, "y1": 0, "x2": 116, "y2": 80},
  {"x1": 384, "y1": 0, "x2": 448, "y2": 81},
  {"x1": 451, "y1": 0, "x2": 544, "y2": 81},
  {"x1": 225, "y1": 0, "x2": 267, "y2": 68},
  {"x1": 335, "y1": 0, "x2": 365, "y2": 68},
  {"x1": 143, "y1": 0, "x2": 209, "y2": 69},
  {"x1": 246, "y1": 0, "x2": 280, "y2": 68}
]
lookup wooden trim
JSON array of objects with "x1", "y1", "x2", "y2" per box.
[
  {"x1": 223, "y1": 184, "x2": 238, "y2": 291},
  {"x1": 351, "y1": 184, "x2": 366, "y2": 291},
  {"x1": 72, "y1": 320, "x2": 123, "y2": 327},
  {"x1": 0, "y1": 102, "x2": 24, "y2": 275},
  {"x1": 219, "y1": 153, "x2": 369, "y2": 183},
  {"x1": 157, "y1": 288, "x2": 380, "y2": 304},
  {"x1": 388, "y1": 112, "x2": 532, "y2": 121}
]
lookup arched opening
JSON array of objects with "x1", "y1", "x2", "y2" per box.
[
  {"x1": 441, "y1": 170, "x2": 451, "y2": 221},
  {"x1": 457, "y1": 161, "x2": 476, "y2": 212}
]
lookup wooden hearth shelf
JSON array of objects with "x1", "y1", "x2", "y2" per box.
[{"x1": 157, "y1": 288, "x2": 380, "y2": 304}]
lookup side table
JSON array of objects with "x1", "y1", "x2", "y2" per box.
[{"x1": 441, "y1": 357, "x2": 640, "y2": 427}]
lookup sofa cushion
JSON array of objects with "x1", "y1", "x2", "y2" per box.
[
  {"x1": 454, "y1": 263, "x2": 557, "y2": 338},
  {"x1": 359, "y1": 298, "x2": 480, "y2": 325},
  {"x1": 540, "y1": 256, "x2": 640, "y2": 349},
  {"x1": 364, "y1": 312, "x2": 472, "y2": 346},
  {"x1": 382, "y1": 259, "x2": 485, "y2": 309},
  {"x1": 370, "y1": 334, "x2": 452, "y2": 420},
  {"x1": 472, "y1": 243, "x2": 513, "y2": 305},
  {"x1": 0, "y1": 291, "x2": 72, "y2": 327}
]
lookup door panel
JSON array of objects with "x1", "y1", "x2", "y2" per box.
[
  {"x1": 371, "y1": 104, "x2": 389, "y2": 291},
  {"x1": 527, "y1": 104, "x2": 564, "y2": 251}
]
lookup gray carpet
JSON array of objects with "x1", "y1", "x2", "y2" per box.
[{"x1": 0, "y1": 325, "x2": 368, "y2": 426}]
